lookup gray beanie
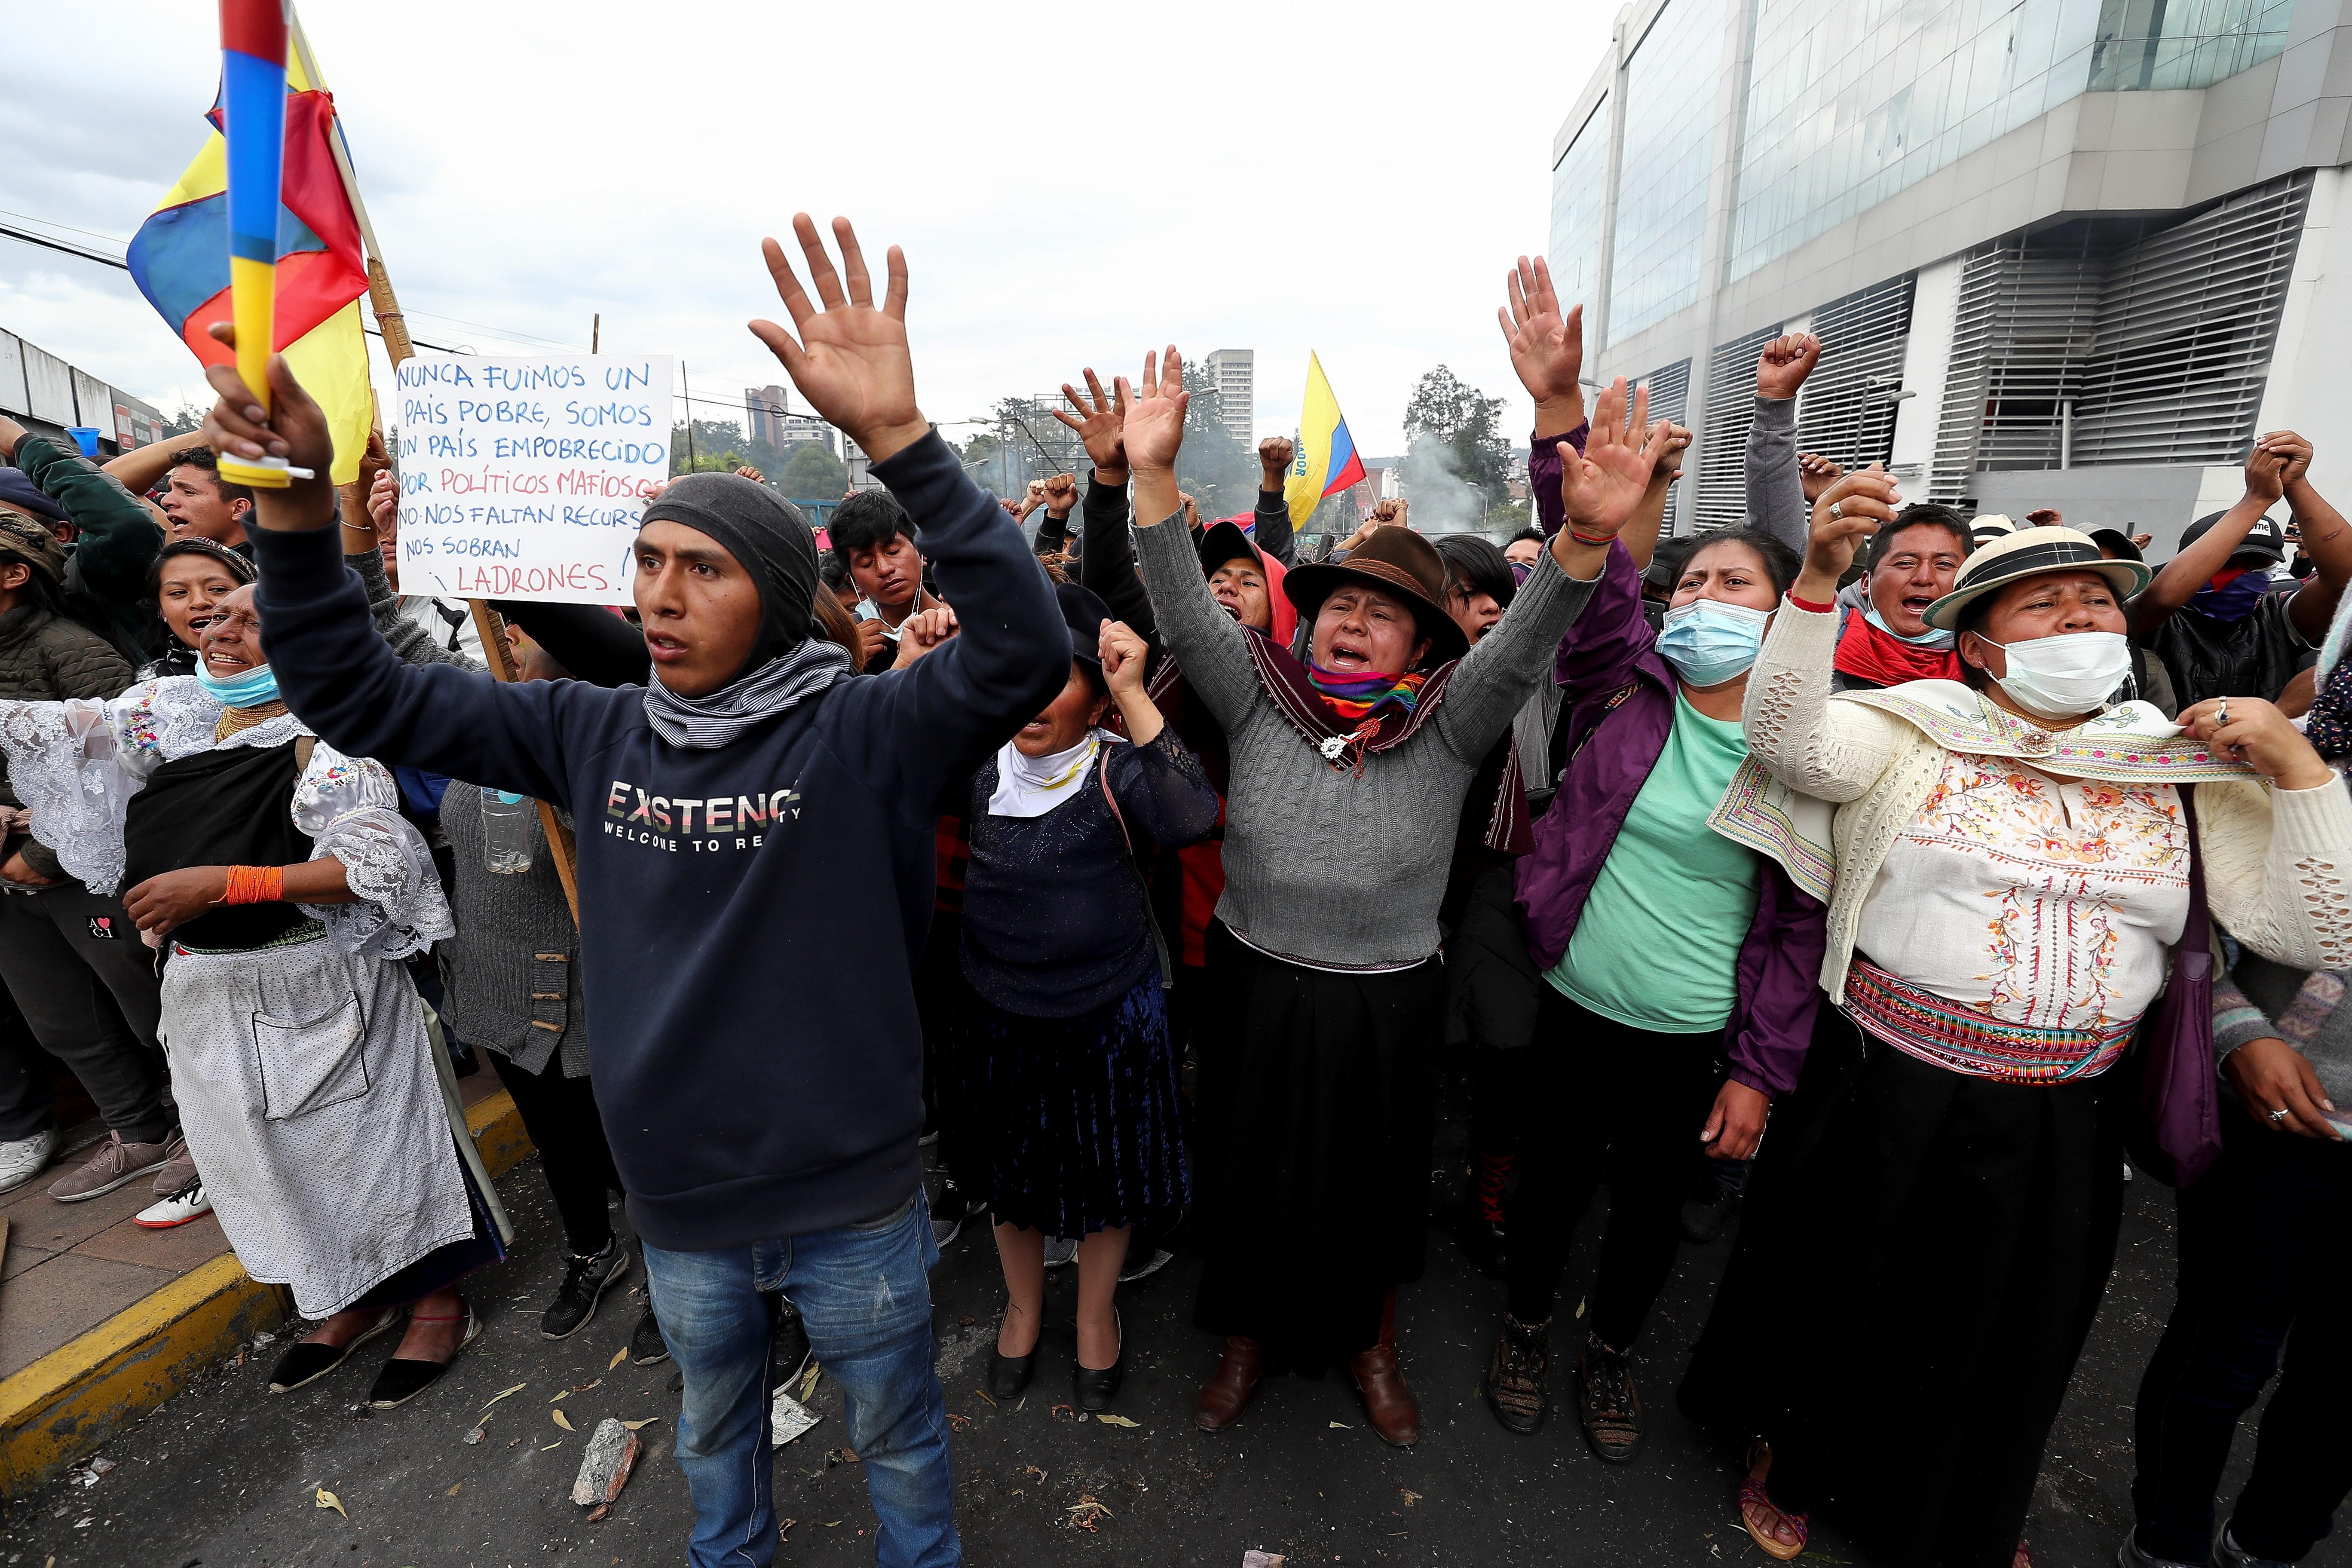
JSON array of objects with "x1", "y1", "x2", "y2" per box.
[{"x1": 639, "y1": 473, "x2": 820, "y2": 669}]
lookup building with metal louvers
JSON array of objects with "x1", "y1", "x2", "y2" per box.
[{"x1": 1547, "y1": 0, "x2": 2347, "y2": 550}]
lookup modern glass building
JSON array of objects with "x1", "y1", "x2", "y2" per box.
[{"x1": 1548, "y1": 0, "x2": 2345, "y2": 544}]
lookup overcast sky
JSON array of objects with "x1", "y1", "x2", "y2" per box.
[{"x1": 0, "y1": 1, "x2": 1609, "y2": 463}]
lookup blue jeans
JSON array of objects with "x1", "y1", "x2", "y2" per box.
[{"x1": 643, "y1": 1195, "x2": 959, "y2": 1568}]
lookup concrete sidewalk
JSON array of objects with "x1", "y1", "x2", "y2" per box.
[{"x1": 0, "y1": 1070, "x2": 531, "y2": 1495}]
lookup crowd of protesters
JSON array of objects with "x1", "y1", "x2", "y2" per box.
[{"x1": 0, "y1": 218, "x2": 2345, "y2": 1568}]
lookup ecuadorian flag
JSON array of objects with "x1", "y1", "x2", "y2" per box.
[
  {"x1": 1282, "y1": 353, "x2": 1368, "y2": 529},
  {"x1": 127, "y1": 3, "x2": 372, "y2": 483}
]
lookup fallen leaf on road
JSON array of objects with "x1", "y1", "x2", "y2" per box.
[
  {"x1": 778, "y1": 1518, "x2": 796, "y2": 1543},
  {"x1": 572, "y1": 1378, "x2": 603, "y2": 1393},
  {"x1": 973, "y1": 1388, "x2": 995, "y2": 1407},
  {"x1": 799, "y1": 1363, "x2": 819, "y2": 1403},
  {"x1": 1328, "y1": 1421, "x2": 1351, "y2": 1429},
  {"x1": 1397, "y1": 1488, "x2": 1421, "y2": 1506},
  {"x1": 1066, "y1": 1492, "x2": 1112, "y2": 1532},
  {"x1": 946, "y1": 1412, "x2": 972, "y2": 1433},
  {"x1": 549, "y1": 1389, "x2": 570, "y2": 1403},
  {"x1": 445, "y1": 1482, "x2": 462, "y2": 1497},
  {"x1": 541, "y1": 1441, "x2": 563, "y2": 1451},
  {"x1": 1021, "y1": 1465, "x2": 1048, "y2": 1483},
  {"x1": 608, "y1": 1347, "x2": 629, "y2": 1370},
  {"x1": 621, "y1": 1416, "x2": 662, "y2": 1431},
  {"x1": 553, "y1": 1409, "x2": 575, "y2": 1431},
  {"x1": 1093, "y1": 1414, "x2": 1140, "y2": 1428},
  {"x1": 481, "y1": 1383, "x2": 528, "y2": 1412},
  {"x1": 585, "y1": 1503, "x2": 611, "y2": 1522},
  {"x1": 315, "y1": 1488, "x2": 346, "y2": 1518}
]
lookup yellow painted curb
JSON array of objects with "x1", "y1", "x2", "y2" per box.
[{"x1": 0, "y1": 1088, "x2": 532, "y2": 1497}]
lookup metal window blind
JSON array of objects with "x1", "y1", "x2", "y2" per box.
[
  {"x1": 1696, "y1": 324, "x2": 1782, "y2": 531},
  {"x1": 1636, "y1": 357, "x2": 1691, "y2": 430},
  {"x1": 1793, "y1": 277, "x2": 1916, "y2": 471},
  {"x1": 2070, "y1": 174, "x2": 2309, "y2": 465},
  {"x1": 1931, "y1": 239, "x2": 2105, "y2": 502}
]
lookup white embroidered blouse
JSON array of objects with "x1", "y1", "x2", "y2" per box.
[
  {"x1": 1855, "y1": 751, "x2": 2190, "y2": 1032},
  {"x1": 0, "y1": 677, "x2": 452, "y2": 961}
]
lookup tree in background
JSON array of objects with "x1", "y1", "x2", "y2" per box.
[
  {"x1": 1400, "y1": 365, "x2": 1511, "y2": 533},
  {"x1": 776, "y1": 439, "x2": 848, "y2": 499}
]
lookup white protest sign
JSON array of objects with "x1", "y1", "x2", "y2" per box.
[{"x1": 393, "y1": 353, "x2": 673, "y2": 603}]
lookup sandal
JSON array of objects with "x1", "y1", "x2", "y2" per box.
[
  {"x1": 366, "y1": 1302, "x2": 481, "y2": 1409},
  {"x1": 1739, "y1": 1441, "x2": 1809, "y2": 1562},
  {"x1": 266, "y1": 1307, "x2": 401, "y2": 1394}
]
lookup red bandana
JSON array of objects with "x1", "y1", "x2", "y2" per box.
[{"x1": 1833, "y1": 610, "x2": 1963, "y2": 689}]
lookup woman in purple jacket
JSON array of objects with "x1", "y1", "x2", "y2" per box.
[{"x1": 1482, "y1": 508, "x2": 1828, "y2": 1464}]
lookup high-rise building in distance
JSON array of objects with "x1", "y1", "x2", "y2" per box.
[
  {"x1": 1206, "y1": 349, "x2": 1255, "y2": 448},
  {"x1": 1548, "y1": 0, "x2": 2348, "y2": 548}
]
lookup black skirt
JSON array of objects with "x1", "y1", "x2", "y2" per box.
[
  {"x1": 1191, "y1": 921, "x2": 1445, "y2": 1371},
  {"x1": 943, "y1": 971, "x2": 1188, "y2": 1238},
  {"x1": 1678, "y1": 1006, "x2": 2126, "y2": 1568}
]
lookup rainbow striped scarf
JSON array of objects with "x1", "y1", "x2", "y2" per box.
[{"x1": 1304, "y1": 664, "x2": 1427, "y2": 722}]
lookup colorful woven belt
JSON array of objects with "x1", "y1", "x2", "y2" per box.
[{"x1": 1842, "y1": 958, "x2": 2137, "y2": 1085}]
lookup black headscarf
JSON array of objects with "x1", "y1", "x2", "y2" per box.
[{"x1": 639, "y1": 473, "x2": 820, "y2": 671}]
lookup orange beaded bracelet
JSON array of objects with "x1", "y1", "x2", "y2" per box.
[{"x1": 220, "y1": 865, "x2": 283, "y2": 906}]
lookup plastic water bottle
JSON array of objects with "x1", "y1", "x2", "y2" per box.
[{"x1": 481, "y1": 790, "x2": 534, "y2": 875}]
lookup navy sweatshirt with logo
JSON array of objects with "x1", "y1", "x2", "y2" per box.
[{"x1": 253, "y1": 431, "x2": 1067, "y2": 1251}]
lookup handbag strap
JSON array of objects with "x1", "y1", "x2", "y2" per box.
[{"x1": 2179, "y1": 784, "x2": 2209, "y2": 955}]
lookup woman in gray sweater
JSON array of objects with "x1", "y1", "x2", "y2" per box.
[{"x1": 1121, "y1": 344, "x2": 1666, "y2": 1444}]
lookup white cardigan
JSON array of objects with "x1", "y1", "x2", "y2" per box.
[{"x1": 1741, "y1": 599, "x2": 2352, "y2": 996}]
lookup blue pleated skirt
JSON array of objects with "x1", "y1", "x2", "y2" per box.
[{"x1": 944, "y1": 971, "x2": 1189, "y2": 1237}]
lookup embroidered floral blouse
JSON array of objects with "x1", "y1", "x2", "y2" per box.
[
  {"x1": 0, "y1": 677, "x2": 452, "y2": 961},
  {"x1": 1855, "y1": 750, "x2": 2190, "y2": 1033}
]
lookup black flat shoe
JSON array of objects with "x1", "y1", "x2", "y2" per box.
[
  {"x1": 267, "y1": 1309, "x2": 401, "y2": 1393},
  {"x1": 986, "y1": 1344, "x2": 1036, "y2": 1399},
  {"x1": 366, "y1": 1304, "x2": 481, "y2": 1409},
  {"x1": 1074, "y1": 1311, "x2": 1124, "y2": 1413}
]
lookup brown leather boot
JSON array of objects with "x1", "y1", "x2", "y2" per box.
[
  {"x1": 1350, "y1": 1290, "x2": 1420, "y2": 1446},
  {"x1": 1194, "y1": 1336, "x2": 1264, "y2": 1431}
]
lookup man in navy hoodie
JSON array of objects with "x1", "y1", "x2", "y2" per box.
[{"x1": 215, "y1": 217, "x2": 1065, "y2": 1568}]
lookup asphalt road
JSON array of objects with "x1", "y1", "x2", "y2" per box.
[{"x1": 0, "y1": 1110, "x2": 2260, "y2": 1568}]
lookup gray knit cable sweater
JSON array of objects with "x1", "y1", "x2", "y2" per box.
[
  {"x1": 1133, "y1": 512, "x2": 1597, "y2": 969},
  {"x1": 2214, "y1": 943, "x2": 2352, "y2": 1116}
]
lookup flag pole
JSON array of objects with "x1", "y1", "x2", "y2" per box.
[{"x1": 289, "y1": 10, "x2": 581, "y2": 923}]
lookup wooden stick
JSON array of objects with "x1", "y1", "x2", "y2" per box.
[{"x1": 294, "y1": 9, "x2": 581, "y2": 922}]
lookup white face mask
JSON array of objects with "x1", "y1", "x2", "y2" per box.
[{"x1": 1978, "y1": 630, "x2": 2131, "y2": 719}]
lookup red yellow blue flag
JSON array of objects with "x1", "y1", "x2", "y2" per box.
[
  {"x1": 127, "y1": 3, "x2": 372, "y2": 482},
  {"x1": 1282, "y1": 353, "x2": 1367, "y2": 529}
]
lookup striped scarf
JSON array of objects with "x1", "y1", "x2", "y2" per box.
[
  {"x1": 1304, "y1": 664, "x2": 1427, "y2": 722},
  {"x1": 641, "y1": 637, "x2": 854, "y2": 749}
]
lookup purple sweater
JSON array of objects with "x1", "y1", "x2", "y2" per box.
[{"x1": 1511, "y1": 438, "x2": 1827, "y2": 1096}]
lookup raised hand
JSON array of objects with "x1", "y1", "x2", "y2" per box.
[
  {"x1": 1756, "y1": 333, "x2": 1822, "y2": 400},
  {"x1": 199, "y1": 324, "x2": 335, "y2": 529},
  {"x1": 1498, "y1": 256, "x2": 1584, "y2": 435},
  {"x1": 2256, "y1": 430, "x2": 2313, "y2": 490},
  {"x1": 1042, "y1": 473, "x2": 1079, "y2": 514},
  {"x1": 1795, "y1": 466, "x2": 1902, "y2": 600},
  {"x1": 734, "y1": 463, "x2": 766, "y2": 484},
  {"x1": 1013, "y1": 478, "x2": 1047, "y2": 519},
  {"x1": 1650, "y1": 422, "x2": 1694, "y2": 485},
  {"x1": 1555, "y1": 378, "x2": 1667, "y2": 542},
  {"x1": 366, "y1": 467, "x2": 399, "y2": 533},
  {"x1": 1099, "y1": 618, "x2": 1149, "y2": 697},
  {"x1": 749, "y1": 215, "x2": 927, "y2": 463},
  {"x1": 1052, "y1": 370, "x2": 1129, "y2": 481},
  {"x1": 1797, "y1": 452, "x2": 1843, "y2": 503},
  {"x1": 890, "y1": 606, "x2": 960, "y2": 669},
  {"x1": 2246, "y1": 439, "x2": 2291, "y2": 504},
  {"x1": 1118, "y1": 347, "x2": 1188, "y2": 474},
  {"x1": 1258, "y1": 435, "x2": 1295, "y2": 481}
]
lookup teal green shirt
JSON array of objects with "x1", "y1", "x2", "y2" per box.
[{"x1": 1548, "y1": 692, "x2": 1760, "y2": 1034}]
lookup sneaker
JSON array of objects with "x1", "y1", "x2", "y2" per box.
[
  {"x1": 628, "y1": 1305, "x2": 670, "y2": 1367},
  {"x1": 2211, "y1": 1525, "x2": 2291, "y2": 1568},
  {"x1": 1482, "y1": 1314, "x2": 1551, "y2": 1435},
  {"x1": 773, "y1": 1297, "x2": 812, "y2": 1385},
  {"x1": 1680, "y1": 1185, "x2": 1740, "y2": 1244},
  {"x1": 1118, "y1": 1248, "x2": 1175, "y2": 1285},
  {"x1": 150, "y1": 1131, "x2": 197, "y2": 1196},
  {"x1": 931, "y1": 1174, "x2": 985, "y2": 1246},
  {"x1": 2117, "y1": 1531, "x2": 2200, "y2": 1568},
  {"x1": 1575, "y1": 1332, "x2": 1644, "y2": 1463},
  {"x1": 0, "y1": 1128, "x2": 58, "y2": 1195},
  {"x1": 48, "y1": 1131, "x2": 172, "y2": 1202},
  {"x1": 1041, "y1": 1234, "x2": 1078, "y2": 1268},
  {"x1": 540, "y1": 1239, "x2": 631, "y2": 1340},
  {"x1": 134, "y1": 1178, "x2": 212, "y2": 1228}
]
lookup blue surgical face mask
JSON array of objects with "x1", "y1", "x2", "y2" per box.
[
  {"x1": 1863, "y1": 605, "x2": 1954, "y2": 648},
  {"x1": 195, "y1": 662, "x2": 281, "y2": 708},
  {"x1": 1657, "y1": 598, "x2": 1771, "y2": 688}
]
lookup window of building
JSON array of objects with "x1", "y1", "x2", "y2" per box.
[
  {"x1": 1695, "y1": 322, "x2": 1784, "y2": 531},
  {"x1": 1793, "y1": 277, "x2": 1917, "y2": 471},
  {"x1": 1607, "y1": 0, "x2": 1730, "y2": 343},
  {"x1": 1550, "y1": 95, "x2": 1612, "y2": 322}
]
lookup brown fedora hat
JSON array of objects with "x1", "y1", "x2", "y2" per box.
[{"x1": 1283, "y1": 527, "x2": 1470, "y2": 665}]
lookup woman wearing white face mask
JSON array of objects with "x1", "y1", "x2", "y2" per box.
[
  {"x1": 1487, "y1": 521, "x2": 1831, "y2": 1467},
  {"x1": 1679, "y1": 482, "x2": 2352, "y2": 1568}
]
